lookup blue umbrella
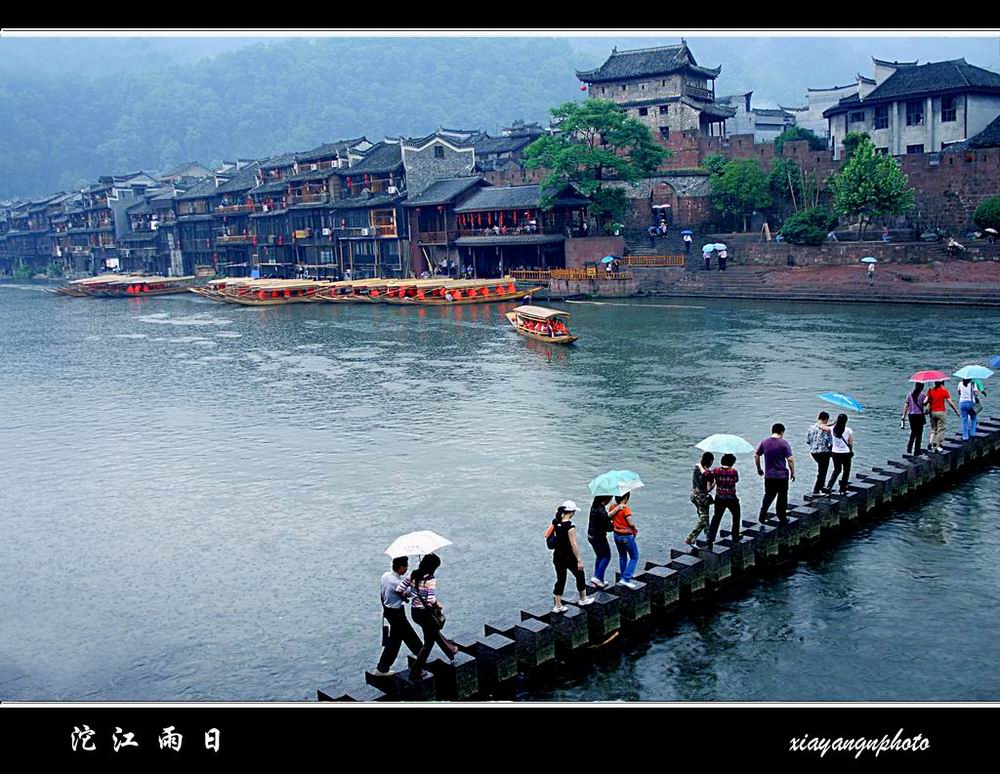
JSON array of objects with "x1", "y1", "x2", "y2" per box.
[
  {"x1": 696, "y1": 434, "x2": 755, "y2": 454},
  {"x1": 954, "y1": 365, "x2": 993, "y2": 380},
  {"x1": 601, "y1": 255, "x2": 616, "y2": 264},
  {"x1": 701, "y1": 244, "x2": 716, "y2": 253},
  {"x1": 990, "y1": 355, "x2": 1000, "y2": 369},
  {"x1": 588, "y1": 470, "x2": 644, "y2": 498},
  {"x1": 713, "y1": 243, "x2": 727, "y2": 251},
  {"x1": 818, "y1": 392, "x2": 864, "y2": 412},
  {"x1": 860, "y1": 256, "x2": 878, "y2": 264},
  {"x1": 681, "y1": 229, "x2": 693, "y2": 235}
]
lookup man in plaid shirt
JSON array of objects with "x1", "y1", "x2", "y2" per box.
[{"x1": 706, "y1": 454, "x2": 740, "y2": 549}]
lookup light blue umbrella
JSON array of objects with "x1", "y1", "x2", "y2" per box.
[
  {"x1": 713, "y1": 243, "x2": 727, "y2": 251},
  {"x1": 818, "y1": 392, "x2": 865, "y2": 412},
  {"x1": 588, "y1": 470, "x2": 644, "y2": 498},
  {"x1": 696, "y1": 434, "x2": 755, "y2": 454},
  {"x1": 860, "y1": 256, "x2": 878, "y2": 264},
  {"x1": 601, "y1": 255, "x2": 616, "y2": 264},
  {"x1": 701, "y1": 244, "x2": 716, "y2": 253},
  {"x1": 953, "y1": 365, "x2": 993, "y2": 380}
]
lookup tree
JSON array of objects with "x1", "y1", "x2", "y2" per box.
[
  {"x1": 827, "y1": 136, "x2": 914, "y2": 239},
  {"x1": 705, "y1": 157, "x2": 771, "y2": 231},
  {"x1": 973, "y1": 196, "x2": 1000, "y2": 233},
  {"x1": 779, "y1": 207, "x2": 838, "y2": 245},
  {"x1": 773, "y1": 126, "x2": 827, "y2": 153},
  {"x1": 842, "y1": 131, "x2": 870, "y2": 160},
  {"x1": 768, "y1": 157, "x2": 802, "y2": 211},
  {"x1": 523, "y1": 99, "x2": 668, "y2": 231}
]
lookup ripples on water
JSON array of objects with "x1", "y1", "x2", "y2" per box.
[{"x1": 1, "y1": 284, "x2": 999, "y2": 700}]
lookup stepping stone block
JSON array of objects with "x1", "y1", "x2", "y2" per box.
[
  {"x1": 761, "y1": 514, "x2": 801, "y2": 551},
  {"x1": 450, "y1": 631, "x2": 517, "y2": 693},
  {"x1": 485, "y1": 617, "x2": 555, "y2": 672},
  {"x1": 847, "y1": 480, "x2": 877, "y2": 513},
  {"x1": 318, "y1": 683, "x2": 388, "y2": 702},
  {"x1": 718, "y1": 532, "x2": 756, "y2": 572},
  {"x1": 521, "y1": 603, "x2": 590, "y2": 656},
  {"x1": 683, "y1": 544, "x2": 733, "y2": 584},
  {"x1": 856, "y1": 472, "x2": 893, "y2": 506},
  {"x1": 739, "y1": 521, "x2": 778, "y2": 558},
  {"x1": 636, "y1": 566, "x2": 679, "y2": 610},
  {"x1": 365, "y1": 668, "x2": 436, "y2": 701},
  {"x1": 606, "y1": 577, "x2": 652, "y2": 622},
  {"x1": 406, "y1": 652, "x2": 478, "y2": 700},
  {"x1": 664, "y1": 551, "x2": 706, "y2": 598},
  {"x1": 788, "y1": 504, "x2": 822, "y2": 541},
  {"x1": 568, "y1": 591, "x2": 620, "y2": 642}
]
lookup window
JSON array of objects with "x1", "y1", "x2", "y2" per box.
[
  {"x1": 849, "y1": 110, "x2": 865, "y2": 124},
  {"x1": 875, "y1": 147, "x2": 889, "y2": 155},
  {"x1": 659, "y1": 105, "x2": 669, "y2": 114},
  {"x1": 906, "y1": 100, "x2": 924, "y2": 126},
  {"x1": 640, "y1": 82, "x2": 646, "y2": 91},
  {"x1": 874, "y1": 105, "x2": 889, "y2": 130},
  {"x1": 433, "y1": 146, "x2": 445, "y2": 159},
  {"x1": 906, "y1": 144, "x2": 925, "y2": 154},
  {"x1": 941, "y1": 95, "x2": 957, "y2": 122},
  {"x1": 660, "y1": 126, "x2": 670, "y2": 139},
  {"x1": 621, "y1": 84, "x2": 627, "y2": 92},
  {"x1": 638, "y1": 107, "x2": 648, "y2": 116},
  {"x1": 601, "y1": 87, "x2": 606, "y2": 95}
]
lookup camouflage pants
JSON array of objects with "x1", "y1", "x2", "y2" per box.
[{"x1": 686, "y1": 489, "x2": 712, "y2": 542}]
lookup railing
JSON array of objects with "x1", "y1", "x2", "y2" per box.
[
  {"x1": 334, "y1": 226, "x2": 396, "y2": 238},
  {"x1": 416, "y1": 230, "x2": 455, "y2": 244},
  {"x1": 509, "y1": 270, "x2": 551, "y2": 281},
  {"x1": 290, "y1": 192, "x2": 330, "y2": 205},
  {"x1": 550, "y1": 268, "x2": 634, "y2": 281},
  {"x1": 456, "y1": 228, "x2": 549, "y2": 238},
  {"x1": 622, "y1": 254, "x2": 685, "y2": 267},
  {"x1": 686, "y1": 85, "x2": 714, "y2": 101},
  {"x1": 372, "y1": 225, "x2": 398, "y2": 238},
  {"x1": 217, "y1": 234, "x2": 254, "y2": 244},
  {"x1": 215, "y1": 204, "x2": 255, "y2": 214}
]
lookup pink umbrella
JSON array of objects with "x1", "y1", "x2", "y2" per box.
[{"x1": 910, "y1": 370, "x2": 949, "y2": 383}]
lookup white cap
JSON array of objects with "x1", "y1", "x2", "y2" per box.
[{"x1": 561, "y1": 500, "x2": 578, "y2": 513}]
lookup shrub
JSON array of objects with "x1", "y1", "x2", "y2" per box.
[
  {"x1": 974, "y1": 196, "x2": 1000, "y2": 232},
  {"x1": 780, "y1": 207, "x2": 838, "y2": 246}
]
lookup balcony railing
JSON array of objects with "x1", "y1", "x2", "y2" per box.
[
  {"x1": 549, "y1": 268, "x2": 634, "y2": 281},
  {"x1": 416, "y1": 230, "x2": 457, "y2": 244},
  {"x1": 456, "y1": 227, "x2": 548, "y2": 238},
  {"x1": 685, "y1": 85, "x2": 714, "y2": 101},
  {"x1": 290, "y1": 192, "x2": 330, "y2": 205},
  {"x1": 509, "y1": 270, "x2": 551, "y2": 281},
  {"x1": 217, "y1": 234, "x2": 254, "y2": 244},
  {"x1": 215, "y1": 203, "x2": 255, "y2": 214},
  {"x1": 621, "y1": 254, "x2": 685, "y2": 267},
  {"x1": 334, "y1": 226, "x2": 398, "y2": 238}
]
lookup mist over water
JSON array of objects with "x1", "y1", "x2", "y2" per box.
[{"x1": 1, "y1": 282, "x2": 999, "y2": 700}]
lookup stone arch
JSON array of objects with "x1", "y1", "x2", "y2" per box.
[{"x1": 651, "y1": 181, "x2": 677, "y2": 228}]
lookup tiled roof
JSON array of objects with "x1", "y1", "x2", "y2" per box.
[
  {"x1": 175, "y1": 177, "x2": 219, "y2": 201},
  {"x1": 454, "y1": 184, "x2": 587, "y2": 212},
  {"x1": 341, "y1": 142, "x2": 403, "y2": 175},
  {"x1": 296, "y1": 137, "x2": 367, "y2": 162},
  {"x1": 402, "y1": 132, "x2": 474, "y2": 150},
  {"x1": 127, "y1": 201, "x2": 154, "y2": 215},
  {"x1": 286, "y1": 166, "x2": 338, "y2": 183},
  {"x1": 403, "y1": 177, "x2": 484, "y2": 208},
  {"x1": 577, "y1": 43, "x2": 721, "y2": 83},
  {"x1": 253, "y1": 180, "x2": 290, "y2": 195},
  {"x1": 160, "y1": 161, "x2": 209, "y2": 178},
  {"x1": 259, "y1": 152, "x2": 300, "y2": 171},
  {"x1": 944, "y1": 114, "x2": 1000, "y2": 152},
  {"x1": 455, "y1": 234, "x2": 565, "y2": 246},
  {"x1": 328, "y1": 193, "x2": 403, "y2": 211},
  {"x1": 215, "y1": 162, "x2": 261, "y2": 194},
  {"x1": 471, "y1": 134, "x2": 534, "y2": 156}
]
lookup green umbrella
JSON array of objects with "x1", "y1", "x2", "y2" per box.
[{"x1": 587, "y1": 470, "x2": 644, "y2": 498}]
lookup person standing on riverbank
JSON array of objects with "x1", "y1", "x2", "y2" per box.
[
  {"x1": 609, "y1": 492, "x2": 640, "y2": 589},
  {"x1": 587, "y1": 495, "x2": 613, "y2": 589},
  {"x1": 705, "y1": 454, "x2": 740, "y2": 549},
  {"x1": 397, "y1": 554, "x2": 458, "y2": 678},
  {"x1": 825, "y1": 414, "x2": 854, "y2": 494},
  {"x1": 957, "y1": 378, "x2": 982, "y2": 441},
  {"x1": 755, "y1": 424, "x2": 795, "y2": 523},
  {"x1": 927, "y1": 380, "x2": 960, "y2": 452},
  {"x1": 685, "y1": 452, "x2": 715, "y2": 546},
  {"x1": 901, "y1": 382, "x2": 928, "y2": 455},
  {"x1": 703, "y1": 248, "x2": 712, "y2": 271},
  {"x1": 806, "y1": 412, "x2": 833, "y2": 494},
  {"x1": 549, "y1": 501, "x2": 594, "y2": 612},
  {"x1": 374, "y1": 557, "x2": 423, "y2": 677}
]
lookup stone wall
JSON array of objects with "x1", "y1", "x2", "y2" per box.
[
  {"x1": 549, "y1": 277, "x2": 638, "y2": 297},
  {"x1": 564, "y1": 236, "x2": 626, "y2": 268},
  {"x1": 731, "y1": 240, "x2": 999, "y2": 267},
  {"x1": 402, "y1": 140, "x2": 475, "y2": 196}
]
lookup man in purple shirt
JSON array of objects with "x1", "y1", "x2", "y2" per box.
[{"x1": 755, "y1": 423, "x2": 795, "y2": 523}]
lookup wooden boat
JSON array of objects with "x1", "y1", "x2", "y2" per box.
[
  {"x1": 410, "y1": 279, "x2": 543, "y2": 306},
  {"x1": 221, "y1": 279, "x2": 333, "y2": 306},
  {"x1": 506, "y1": 305, "x2": 578, "y2": 345}
]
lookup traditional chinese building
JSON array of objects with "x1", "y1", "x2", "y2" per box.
[{"x1": 576, "y1": 42, "x2": 736, "y2": 141}]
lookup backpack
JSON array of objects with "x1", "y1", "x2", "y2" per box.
[{"x1": 545, "y1": 523, "x2": 557, "y2": 550}]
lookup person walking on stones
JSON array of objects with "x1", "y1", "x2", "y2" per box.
[
  {"x1": 547, "y1": 501, "x2": 594, "y2": 613},
  {"x1": 587, "y1": 495, "x2": 614, "y2": 589},
  {"x1": 705, "y1": 453, "x2": 741, "y2": 549},
  {"x1": 609, "y1": 492, "x2": 640, "y2": 589},
  {"x1": 901, "y1": 382, "x2": 928, "y2": 456},
  {"x1": 374, "y1": 556, "x2": 424, "y2": 677},
  {"x1": 397, "y1": 553, "x2": 458, "y2": 678},
  {"x1": 825, "y1": 413, "x2": 854, "y2": 494},
  {"x1": 926, "y1": 380, "x2": 960, "y2": 453},
  {"x1": 957, "y1": 377, "x2": 982, "y2": 441},
  {"x1": 755, "y1": 423, "x2": 795, "y2": 523},
  {"x1": 806, "y1": 411, "x2": 834, "y2": 494},
  {"x1": 685, "y1": 452, "x2": 716, "y2": 546}
]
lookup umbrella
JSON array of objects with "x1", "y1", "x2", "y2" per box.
[
  {"x1": 713, "y1": 243, "x2": 727, "y2": 251},
  {"x1": 385, "y1": 530, "x2": 452, "y2": 558},
  {"x1": 989, "y1": 355, "x2": 1000, "y2": 369},
  {"x1": 860, "y1": 256, "x2": 878, "y2": 264},
  {"x1": 696, "y1": 434, "x2": 755, "y2": 454},
  {"x1": 953, "y1": 365, "x2": 993, "y2": 380},
  {"x1": 986, "y1": 228, "x2": 998, "y2": 234},
  {"x1": 817, "y1": 392, "x2": 864, "y2": 412},
  {"x1": 681, "y1": 229, "x2": 693, "y2": 235},
  {"x1": 588, "y1": 470, "x2": 644, "y2": 498},
  {"x1": 909, "y1": 370, "x2": 949, "y2": 383},
  {"x1": 701, "y1": 244, "x2": 716, "y2": 253},
  {"x1": 601, "y1": 255, "x2": 616, "y2": 264}
]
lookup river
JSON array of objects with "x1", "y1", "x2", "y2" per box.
[{"x1": 1, "y1": 281, "x2": 998, "y2": 701}]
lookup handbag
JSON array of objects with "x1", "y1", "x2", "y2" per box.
[{"x1": 416, "y1": 579, "x2": 446, "y2": 630}]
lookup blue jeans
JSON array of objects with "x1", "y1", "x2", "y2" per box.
[
  {"x1": 614, "y1": 534, "x2": 639, "y2": 582},
  {"x1": 959, "y1": 401, "x2": 978, "y2": 440},
  {"x1": 588, "y1": 533, "x2": 611, "y2": 583}
]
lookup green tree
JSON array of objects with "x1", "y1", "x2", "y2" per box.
[
  {"x1": 842, "y1": 131, "x2": 870, "y2": 160},
  {"x1": 773, "y1": 126, "x2": 827, "y2": 153},
  {"x1": 973, "y1": 196, "x2": 1000, "y2": 233},
  {"x1": 779, "y1": 207, "x2": 838, "y2": 245},
  {"x1": 705, "y1": 157, "x2": 771, "y2": 231},
  {"x1": 827, "y1": 136, "x2": 914, "y2": 239},
  {"x1": 768, "y1": 157, "x2": 802, "y2": 210},
  {"x1": 700, "y1": 153, "x2": 728, "y2": 177},
  {"x1": 523, "y1": 99, "x2": 668, "y2": 231}
]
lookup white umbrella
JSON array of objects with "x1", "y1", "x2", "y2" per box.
[
  {"x1": 696, "y1": 434, "x2": 755, "y2": 454},
  {"x1": 385, "y1": 530, "x2": 453, "y2": 558},
  {"x1": 713, "y1": 243, "x2": 727, "y2": 251}
]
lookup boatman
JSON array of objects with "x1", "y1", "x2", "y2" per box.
[{"x1": 374, "y1": 557, "x2": 423, "y2": 677}]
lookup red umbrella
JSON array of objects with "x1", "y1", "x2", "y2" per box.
[{"x1": 910, "y1": 370, "x2": 949, "y2": 383}]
